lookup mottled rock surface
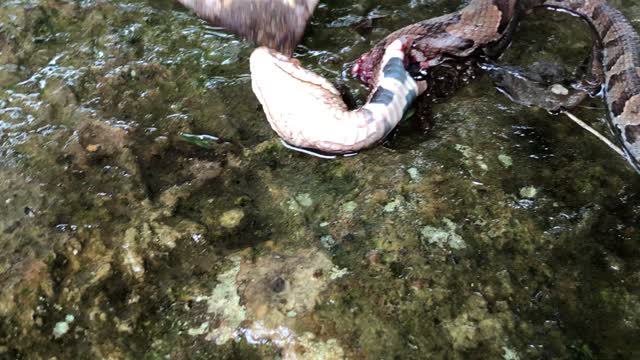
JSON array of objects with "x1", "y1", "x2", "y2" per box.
[{"x1": 1, "y1": 0, "x2": 640, "y2": 359}]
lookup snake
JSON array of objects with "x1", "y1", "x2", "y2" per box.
[{"x1": 177, "y1": 0, "x2": 640, "y2": 170}]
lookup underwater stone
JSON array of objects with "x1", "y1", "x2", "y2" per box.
[
  {"x1": 52, "y1": 320, "x2": 70, "y2": 339},
  {"x1": 320, "y1": 235, "x2": 336, "y2": 249},
  {"x1": 240, "y1": 323, "x2": 345, "y2": 359},
  {"x1": 329, "y1": 267, "x2": 349, "y2": 280},
  {"x1": 383, "y1": 196, "x2": 403, "y2": 213},
  {"x1": 187, "y1": 322, "x2": 210, "y2": 336},
  {"x1": 455, "y1": 144, "x2": 473, "y2": 158},
  {"x1": 455, "y1": 144, "x2": 489, "y2": 171},
  {"x1": 122, "y1": 228, "x2": 146, "y2": 279},
  {"x1": 295, "y1": 193, "x2": 313, "y2": 207},
  {"x1": 196, "y1": 257, "x2": 246, "y2": 345},
  {"x1": 288, "y1": 193, "x2": 314, "y2": 213},
  {"x1": 502, "y1": 346, "x2": 521, "y2": 360},
  {"x1": 519, "y1": 186, "x2": 538, "y2": 199},
  {"x1": 550, "y1": 84, "x2": 569, "y2": 95},
  {"x1": 420, "y1": 218, "x2": 466, "y2": 250},
  {"x1": 407, "y1": 167, "x2": 421, "y2": 181},
  {"x1": 498, "y1": 154, "x2": 513, "y2": 168},
  {"x1": 341, "y1": 201, "x2": 358, "y2": 213},
  {"x1": 237, "y1": 248, "x2": 334, "y2": 324},
  {"x1": 189, "y1": 248, "x2": 336, "y2": 349},
  {"x1": 219, "y1": 209, "x2": 245, "y2": 229},
  {"x1": 444, "y1": 293, "x2": 513, "y2": 351},
  {"x1": 295, "y1": 332, "x2": 345, "y2": 360}
]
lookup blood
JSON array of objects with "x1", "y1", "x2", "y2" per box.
[
  {"x1": 352, "y1": 53, "x2": 376, "y2": 86},
  {"x1": 352, "y1": 39, "x2": 431, "y2": 87}
]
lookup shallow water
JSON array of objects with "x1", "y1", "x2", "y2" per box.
[{"x1": 1, "y1": 0, "x2": 640, "y2": 358}]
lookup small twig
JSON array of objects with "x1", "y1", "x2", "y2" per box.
[
  {"x1": 574, "y1": 105, "x2": 606, "y2": 111},
  {"x1": 562, "y1": 110, "x2": 625, "y2": 157}
]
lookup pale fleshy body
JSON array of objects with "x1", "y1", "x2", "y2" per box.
[{"x1": 250, "y1": 39, "x2": 426, "y2": 153}]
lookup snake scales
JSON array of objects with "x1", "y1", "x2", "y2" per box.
[{"x1": 177, "y1": 0, "x2": 640, "y2": 171}]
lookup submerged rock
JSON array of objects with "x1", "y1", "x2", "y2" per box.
[
  {"x1": 193, "y1": 256, "x2": 245, "y2": 345},
  {"x1": 519, "y1": 186, "x2": 538, "y2": 199},
  {"x1": 237, "y1": 248, "x2": 333, "y2": 328},
  {"x1": 443, "y1": 293, "x2": 514, "y2": 352},
  {"x1": 420, "y1": 218, "x2": 466, "y2": 250},
  {"x1": 187, "y1": 248, "x2": 343, "y2": 357},
  {"x1": 219, "y1": 208, "x2": 245, "y2": 229},
  {"x1": 1, "y1": 0, "x2": 640, "y2": 358}
]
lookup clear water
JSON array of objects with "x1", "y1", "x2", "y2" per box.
[{"x1": 1, "y1": 0, "x2": 639, "y2": 358}]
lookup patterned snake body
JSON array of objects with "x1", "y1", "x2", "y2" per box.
[
  {"x1": 179, "y1": 0, "x2": 640, "y2": 169},
  {"x1": 541, "y1": 0, "x2": 640, "y2": 171}
]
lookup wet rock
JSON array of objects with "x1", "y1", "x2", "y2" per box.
[
  {"x1": 498, "y1": 154, "x2": 513, "y2": 168},
  {"x1": 383, "y1": 195, "x2": 404, "y2": 213},
  {"x1": 188, "y1": 160, "x2": 223, "y2": 186},
  {"x1": 1, "y1": 0, "x2": 640, "y2": 358},
  {"x1": 0, "y1": 64, "x2": 20, "y2": 87},
  {"x1": 420, "y1": 218, "x2": 466, "y2": 250},
  {"x1": 0, "y1": 258, "x2": 53, "y2": 329},
  {"x1": 341, "y1": 200, "x2": 358, "y2": 214},
  {"x1": 121, "y1": 227, "x2": 147, "y2": 280},
  {"x1": 295, "y1": 193, "x2": 313, "y2": 208},
  {"x1": 236, "y1": 248, "x2": 334, "y2": 327},
  {"x1": 192, "y1": 256, "x2": 245, "y2": 345},
  {"x1": 0, "y1": 170, "x2": 49, "y2": 234},
  {"x1": 320, "y1": 235, "x2": 336, "y2": 249},
  {"x1": 444, "y1": 293, "x2": 514, "y2": 353},
  {"x1": 219, "y1": 208, "x2": 244, "y2": 229},
  {"x1": 69, "y1": 120, "x2": 133, "y2": 169},
  {"x1": 288, "y1": 192, "x2": 314, "y2": 213},
  {"x1": 187, "y1": 248, "x2": 342, "y2": 356},
  {"x1": 407, "y1": 167, "x2": 421, "y2": 181},
  {"x1": 519, "y1": 186, "x2": 538, "y2": 199},
  {"x1": 52, "y1": 314, "x2": 75, "y2": 339},
  {"x1": 240, "y1": 323, "x2": 345, "y2": 360},
  {"x1": 364, "y1": 249, "x2": 380, "y2": 264},
  {"x1": 455, "y1": 144, "x2": 489, "y2": 172},
  {"x1": 550, "y1": 84, "x2": 569, "y2": 96},
  {"x1": 329, "y1": 267, "x2": 349, "y2": 280},
  {"x1": 503, "y1": 346, "x2": 521, "y2": 360}
]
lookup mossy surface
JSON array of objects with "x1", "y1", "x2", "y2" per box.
[{"x1": 1, "y1": 0, "x2": 640, "y2": 358}]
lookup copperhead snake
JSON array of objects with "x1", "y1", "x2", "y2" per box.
[{"x1": 177, "y1": 0, "x2": 640, "y2": 171}]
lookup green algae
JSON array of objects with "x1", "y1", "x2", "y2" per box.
[
  {"x1": 1, "y1": 0, "x2": 640, "y2": 358},
  {"x1": 420, "y1": 218, "x2": 466, "y2": 250},
  {"x1": 498, "y1": 154, "x2": 513, "y2": 168},
  {"x1": 192, "y1": 256, "x2": 245, "y2": 345},
  {"x1": 219, "y1": 208, "x2": 245, "y2": 229},
  {"x1": 519, "y1": 186, "x2": 538, "y2": 199}
]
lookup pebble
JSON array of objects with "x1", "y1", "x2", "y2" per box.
[
  {"x1": 519, "y1": 186, "x2": 538, "y2": 199},
  {"x1": 550, "y1": 84, "x2": 569, "y2": 96},
  {"x1": 220, "y1": 209, "x2": 244, "y2": 229}
]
